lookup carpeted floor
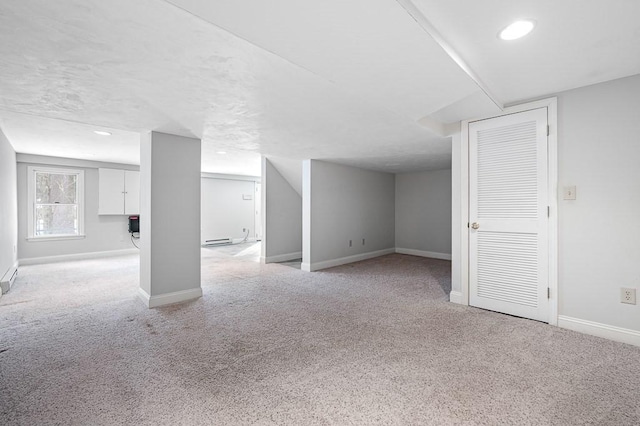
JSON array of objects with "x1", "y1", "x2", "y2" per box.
[{"x1": 1, "y1": 244, "x2": 639, "y2": 425}]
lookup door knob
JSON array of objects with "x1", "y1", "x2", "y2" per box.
[{"x1": 471, "y1": 222, "x2": 480, "y2": 230}]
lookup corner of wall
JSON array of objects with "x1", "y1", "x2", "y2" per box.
[{"x1": 0, "y1": 128, "x2": 18, "y2": 285}]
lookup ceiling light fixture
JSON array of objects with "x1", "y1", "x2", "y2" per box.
[
  {"x1": 94, "y1": 130, "x2": 112, "y2": 136},
  {"x1": 216, "y1": 151, "x2": 227, "y2": 155},
  {"x1": 499, "y1": 19, "x2": 536, "y2": 41}
]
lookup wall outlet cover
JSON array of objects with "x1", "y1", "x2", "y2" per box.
[{"x1": 621, "y1": 288, "x2": 636, "y2": 305}]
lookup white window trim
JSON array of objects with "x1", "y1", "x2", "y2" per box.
[{"x1": 27, "y1": 166, "x2": 86, "y2": 241}]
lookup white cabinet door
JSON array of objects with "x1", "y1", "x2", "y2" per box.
[
  {"x1": 124, "y1": 170, "x2": 140, "y2": 215},
  {"x1": 469, "y1": 107, "x2": 549, "y2": 322},
  {"x1": 98, "y1": 168, "x2": 125, "y2": 215}
]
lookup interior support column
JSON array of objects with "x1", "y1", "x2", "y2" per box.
[
  {"x1": 139, "y1": 131, "x2": 202, "y2": 308},
  {"x1": 301, "y1": 159, "x2": 312, "y2": 272}
]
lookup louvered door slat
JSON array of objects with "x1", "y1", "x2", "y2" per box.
[
  {"x1": 477, "y1": 231, "x2": 538, "y2": 307},
  {"x1": 477, "y1": 120, "x2": 538, "y2": 220}
]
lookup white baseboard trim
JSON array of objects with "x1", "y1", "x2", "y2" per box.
[
  {"x1": 138, "y1": 287, "x2": 203, "y2": 309},
  {"x1": 395, "y1": 248, "x2": 452, "y2": 261},
  {"x1": 19, "y1": 248, "x2": 139, "y2": 266},
  {"x1": 262, "y1": 251, "x2": 302, "y2": 264},
  {"x1": 304, "y1": 248, "x2": 396, "y2": 272},
  {"x1": 449, "y1": 291, "x2": 464, "y2": 304},
  {"x1": 558, "y1": 315, "x2": 640, "y2": 347}
]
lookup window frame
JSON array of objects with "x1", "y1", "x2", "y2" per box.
[{"x1": 27, "y1": 166, "x2": 85, "y2": 241}]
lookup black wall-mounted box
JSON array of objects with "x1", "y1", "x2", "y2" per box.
[{"x1": 128, "y1": 216, "x2": 139, "y2": 234}]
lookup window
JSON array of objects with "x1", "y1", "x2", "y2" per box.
[{"x1": 27, "y1": 166, "x2": 85, "y2": 240}]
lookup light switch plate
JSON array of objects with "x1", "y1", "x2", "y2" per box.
[{"x1": 563, "y1": 186, "x2": 576, "y2": 200}]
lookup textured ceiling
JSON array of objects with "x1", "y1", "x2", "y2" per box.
[{"x1": 1, "y1": 0, "x2": 639, "y2": 177}]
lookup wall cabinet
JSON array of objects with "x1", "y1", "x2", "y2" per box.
[{"x1": 98, "y1": 168, "x2": 140, "y2": 215}]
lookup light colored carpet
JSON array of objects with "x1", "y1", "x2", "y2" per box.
[{"x1": 1, "y1": 245, "x2": 639, "y2": 425}]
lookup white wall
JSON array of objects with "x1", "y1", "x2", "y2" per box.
[
  {"x1": 557, "y1": 74, "x2": 640, "y2": 332},
  {"x1": 17, "y1": 157, "x2": 136, "y2": 261},
  {"x1": 303, "y1": 160, "x2": 395, "y2": 271},
  {"x1": 395, "y1": 169, "x2": 452, "y2": 258},
  {"x1": 201, "y1": 177, "x2": 256, "y2": 244},
  {"x1": 261, "y1": 158, "x2": 302, "y2": 263},
  {"x1": 0, "y1": 129, "x2": 18, "y2": 281}
]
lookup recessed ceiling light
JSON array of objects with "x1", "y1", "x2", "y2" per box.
[
  {"x1": 499, "y1": 19, "x2": 536, "y2": 41},
  {"x1": 216, "y1": 151, "x2": 227, "y2": 155},
  {"x1": 94, "y1": 130, "x2": 112, "y2": 136}
]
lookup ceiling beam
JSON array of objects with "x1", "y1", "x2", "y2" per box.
[{"x1": 395, "y1": 0, "x2": 504, "y2": 111}]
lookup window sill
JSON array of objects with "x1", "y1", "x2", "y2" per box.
[{"x1": 27, "y1": 235, "x2": 86, "y2": 242}]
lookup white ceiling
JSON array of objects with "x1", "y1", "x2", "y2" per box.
[
  {"x1": 414, "y1": 0, "x2": 640, "y2": 106},
  {"x1": 1, "y1": 0, "x2": 639, "y2": 177}
]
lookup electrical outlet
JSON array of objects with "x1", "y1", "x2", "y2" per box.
[
  {"x1": 349, "y1": 240, "x2": 352, "y2": 247},
  {"x1": 621, "y1": 288, "x2": 636, "y2": 305},
  {"x1": 362, "y1": 238, "x2": 365, "y2": 245}
]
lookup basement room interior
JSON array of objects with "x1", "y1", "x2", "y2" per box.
[{"x1": 1, "y1": 1, "x2": 639, "y2": 424}]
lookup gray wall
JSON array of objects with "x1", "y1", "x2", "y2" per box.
[
  {"x1": 262, "y1": 158, "x2": 302, "y2": 262},
  {"x1": 395, "y1": 169, "x2": 452, "y2": 256},
  {"x1": 451, "y1": 73, "x2": 640, "y2": 332},
  {"x1": 303, "y1": 160, "x2": 395, "y2": 268},
  {"x1": 0, "y1": 129, "x2": 18, "y2": 279},
  {"x1": 557, "y1": 74, "x2": 640, "y2": 331},
  {"x1": 17, "y1": 155, "x2": 260, "y2": 261},
  {"x1": 17, "y1": 158, "x2": 134, "y2": 261},
  {"x1": 140, "y1": 132, "x2": 201, "y2": 297}
]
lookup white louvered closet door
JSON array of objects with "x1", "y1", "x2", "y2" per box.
[{"x1": 469, "y1": 108, "x2": 549, "y2": 322}]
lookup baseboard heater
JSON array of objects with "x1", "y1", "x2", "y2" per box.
[
  {"x1": 1, "y1": 264, "x2": 18, "y2": 294},
  {"x1": 203, "y1": 238, "x2": 232, "y2": 246}
]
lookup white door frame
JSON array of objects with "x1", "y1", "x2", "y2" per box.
[{"x1": 453, "y1": 97, "x2": 558, "y2": 325}]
